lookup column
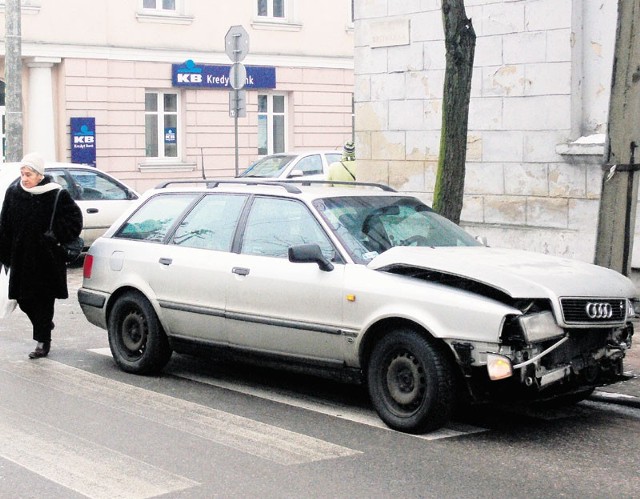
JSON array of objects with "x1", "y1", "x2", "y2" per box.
[{"x1": 26, "y1": 57, "x2": 61, "y2": 161}]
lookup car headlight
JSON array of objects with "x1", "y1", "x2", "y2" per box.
[
  {"x1": 486, "y1": 353, "x2": 513, "y2": 380},
  {"x1": 518, "y1": 311, "x2": 564, "y2": 343},
  {"x1": 627, "y1": 299, "x2": 640, "y2": 319}
]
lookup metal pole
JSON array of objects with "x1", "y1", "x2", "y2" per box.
[
  {"x1": 234, "y1": 90, "x2": 239, "y2": 176},
  {"x1": 4, "y1": 0, "x2": 23, "y2": 161}
]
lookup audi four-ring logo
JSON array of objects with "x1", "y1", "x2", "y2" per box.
[{"x1": 585, "y1": 302, "x2": 613, "y2": 319}]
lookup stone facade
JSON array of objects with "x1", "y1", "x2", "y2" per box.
[{"x1": 354, "y1": 0, "x2": 638, "y2": 266}]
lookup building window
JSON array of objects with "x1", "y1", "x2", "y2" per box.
[
  {"x1": 257, "y1": 0, "x2": 284, "y2": 18},
  {"x1": 145, "y1": 91, "x2": 179, "y2": 159},
  {"x1": 257, "y1": 94, "x2": 286, "y2": 155},
  {"x1": 142, "y1": 0, "x2": 176, "y2": 11}
]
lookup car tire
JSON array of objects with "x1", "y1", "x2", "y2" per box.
[
  {"x1": 367, "y1": 327, "x2": 455, "y2": 433},
  {"x1": 108, "y1": 291, "x2": 172, "y2": 374}
]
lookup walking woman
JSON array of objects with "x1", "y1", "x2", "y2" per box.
[{"x1": 0, "y1": 153, "x2": 82, "y2": 359}]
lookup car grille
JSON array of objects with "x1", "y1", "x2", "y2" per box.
[{"x1": 560, "y1": 298, "x2": 626, "y2": 324}]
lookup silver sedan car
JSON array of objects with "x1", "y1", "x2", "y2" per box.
[
  {"x1": 78, "y1": 180, "x2": 638, "y2": 433},
  {"x1": 238, "y1": 151, "x2": 342, "y2": 180}
]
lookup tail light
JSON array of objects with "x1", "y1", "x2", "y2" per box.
[{"x1": 83, "y1": 254, "x2": 93, "y2": 279}]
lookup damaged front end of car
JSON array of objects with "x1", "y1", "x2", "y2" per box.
[{"x1": 454, "y1": 298, "x2": 638, "y2": 403}]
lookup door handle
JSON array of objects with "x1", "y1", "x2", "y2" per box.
[
  {"x1": 159, "y1": 257, "x2": 173, "y2": 266},
  {"x1": 232, "y1": 267, "x2": 250, "y2": 276},
  {"x1": 86, "y1": 208, "x2": 99, "y2": 214}
]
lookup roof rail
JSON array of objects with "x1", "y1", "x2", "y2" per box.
[
  {"x1": 281, "y1": 179, "x2": 397, "y2": 192},
  {"x1": 154, "y1": 179, "x2": 302, "y2": 194}
]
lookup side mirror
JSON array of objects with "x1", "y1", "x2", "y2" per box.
[
  {"x1": 287, "y1": 169, "x2": 304, "y2": 178},
  {"x1": 475, "y1": 235, "x2": 488, "y2": 246},
  {"x1": 288, "y1": 244, "x2": 334, "y2": 272}
]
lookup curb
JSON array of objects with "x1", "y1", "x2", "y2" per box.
[{"x1": 590, "y1": 390, "x2": 640, "y2": 409}]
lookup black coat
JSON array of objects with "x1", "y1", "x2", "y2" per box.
[{"x1": 0, "y1": 176, "x2": 83, "y2": 300}]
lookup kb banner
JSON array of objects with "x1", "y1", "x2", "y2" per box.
[{"x1": 71, "y1": 117, "x2": 96, "y2": 166}]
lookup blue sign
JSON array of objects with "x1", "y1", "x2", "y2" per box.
[
  {"x1": 172, "y1": 60, "x2": 276, "y2": 89},
  {"x1": 164, "y1": 128, "x2": 176, "y2": 144},
  {"x1": 70, "y1": 117, "x2": 96, "y2": 167}
]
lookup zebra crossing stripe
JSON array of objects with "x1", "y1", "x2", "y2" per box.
[{"x1": 9, "y1": 359, "x2": 362, "y2": 466}]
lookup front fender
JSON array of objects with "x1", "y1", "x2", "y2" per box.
[{"x1": 342, "y1": 269, "x2": 521, "y2": 366}]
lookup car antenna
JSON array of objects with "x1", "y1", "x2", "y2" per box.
[{"x1": 200, "y1": 147, "x2": 207, "y2": 179}]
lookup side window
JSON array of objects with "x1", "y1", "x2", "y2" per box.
[
  {"x1": 325, "y1": 153, "x2": 341, "y2": 166},
  {"x1": 171, "y1": 194, "x2": 247, "y2": 252},
  {"x1": 291, "y1": 155, "x2": 322, "y2": 177},
  {"x1": 115, "y1": 194, "x2": 196, "y2": 242},
  {"x1": 241, "y1": 197, "x2": 335, "y2": 259},
  {"x1": 46, "y1": 169, "x2": 74, "y2": 196},
  {"x1": 67, "y1": 169, "x2": 132, "y2": 201}
]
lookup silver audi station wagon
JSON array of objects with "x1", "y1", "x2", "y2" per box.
[{"x1": 78, "y1": 180, "x2": 638, "y2": 433}]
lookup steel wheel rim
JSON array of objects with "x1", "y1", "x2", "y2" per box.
[{"x1": 385, "y1": 351, "x2": 426, "y2": 410}]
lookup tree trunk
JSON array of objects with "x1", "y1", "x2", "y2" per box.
[
  {"x1": 594, "y1": 0, "x2": 640, "y2": 275},
  {"x1": 432, "y1": 0, "x2": 476, "y2": 224}
]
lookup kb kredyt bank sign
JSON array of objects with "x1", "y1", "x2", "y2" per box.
[{"x1": 171, "y1": 60, "x2": 276, "y2": 89}]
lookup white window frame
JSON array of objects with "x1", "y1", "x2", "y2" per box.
[
  {"x1": 257, "y1": 93, "x2": 288, "y2": 156},
  {"x1": 144, "y1": 90, "x2": 181, "y2": 162},
  {"x1": 141, "y1": 0, "x2": 178, "y2": 12},
  {"x1": 136, "y1": 0, "x2": 193, "y2": 24},
  {"x1": 253, "y1": 0, "x2": 300, "y2": 30},
  {"x1": 257, "y1": 0, "x2": 285, "y2": 19}
]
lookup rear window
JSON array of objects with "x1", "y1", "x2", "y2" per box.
[{"x1": 115, "y1": 193, "x2": 197, "y2": 242}]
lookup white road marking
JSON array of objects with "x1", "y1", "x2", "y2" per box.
[
  {"x1": 90, "y1": 347, "x2": 488, "y2": 440},
  {"x1": 8, "y1": 359, "x2": 361, "y2": 466},
  {"x1": 0, "y1": 407, "x2": 197, "y2": 499}
]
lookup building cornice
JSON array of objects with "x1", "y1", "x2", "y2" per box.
[{"x1": 0, "y1": 41, "x2": 354, "y2": 70}]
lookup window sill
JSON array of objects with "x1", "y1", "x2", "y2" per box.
[
  {"x1": 251, "y1": 18, "x2": 302, "y2": 32},
  {"x1": 138, "y1": 161, "x2": 197, "y2": 172},
  {"x1": 556, "y1": 134, "x2": 605, "y2": 165},
  {"x1": 135, "y1": 11, "x2": 194, "y2": 25}
]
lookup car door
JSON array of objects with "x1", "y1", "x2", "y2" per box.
[
  {"x1": 225, "y1": 196, "x2": 347, "y2": 364},
  {"x1": 115, "y1": 192, "x2": 247, "y2": 343},
  {"x1": 64, "y1": 168, "x2": 138, "y2": 246}
]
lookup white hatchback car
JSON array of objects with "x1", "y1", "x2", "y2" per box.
[
  {"x1": 238, "y1": 151, "x2": 342, "y2": 180},
  {"x1": 0, "y1": 162, "x2": 139, "y2": 248},
  {"x1": 78, "y1": 180, "x2": 638, "y2": 433}
]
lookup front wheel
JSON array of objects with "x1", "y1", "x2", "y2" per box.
[
  {"x1": 367, "y1": 328, "x2": 455, "y2": 433},
  {"x1": 108, "y1": 291, "x2": 172, "y2": 374}
]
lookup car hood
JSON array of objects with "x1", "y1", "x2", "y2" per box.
[{"x1": 368, "y1": 246, "x2": 637, "y2": 299}]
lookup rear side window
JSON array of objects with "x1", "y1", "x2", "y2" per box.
[
  {"x1": 115, "y1": 194, "x2": 197, "y2": 242},
  {"x1": 171, "y1": 194, "x2": 247, "y2": 252}
]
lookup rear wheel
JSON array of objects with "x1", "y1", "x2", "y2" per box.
[
  {"x1": 367, "y1": 327, "x2": 455, "y2": 433},
  {"x1": 108, "y1": 291, "x2": 172, "y2": 374}
]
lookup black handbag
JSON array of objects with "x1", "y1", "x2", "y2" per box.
[{"x1": 45, "y1": 189, "x2": 84, "y2": 264}]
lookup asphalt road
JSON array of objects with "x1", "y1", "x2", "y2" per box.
[{"x1": 0, "y1": 266, "x2": 639, "y2": 498}]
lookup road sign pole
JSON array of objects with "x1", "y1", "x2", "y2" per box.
[
  {"x1": 225, "y1": 25, "x2": 249, "y2": 177},
  {"x1": 234, "y1": 90, "x2": 239, "y2": 176}
]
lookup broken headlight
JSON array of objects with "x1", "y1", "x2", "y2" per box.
[{"x1": 519, "y1": 311, "x2": 564, "y2": 343}]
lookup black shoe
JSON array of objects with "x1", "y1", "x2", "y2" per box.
[{"x1": 29, "y1": 342, "x2": 50, "y2": 359}]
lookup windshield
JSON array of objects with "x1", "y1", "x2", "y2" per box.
[
  {"x1": 313, "y1": 196, "x2": 481, "y2": 264},
  {"x1": 239, "y1": 155, "x2": 296, "y2": 178}
]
